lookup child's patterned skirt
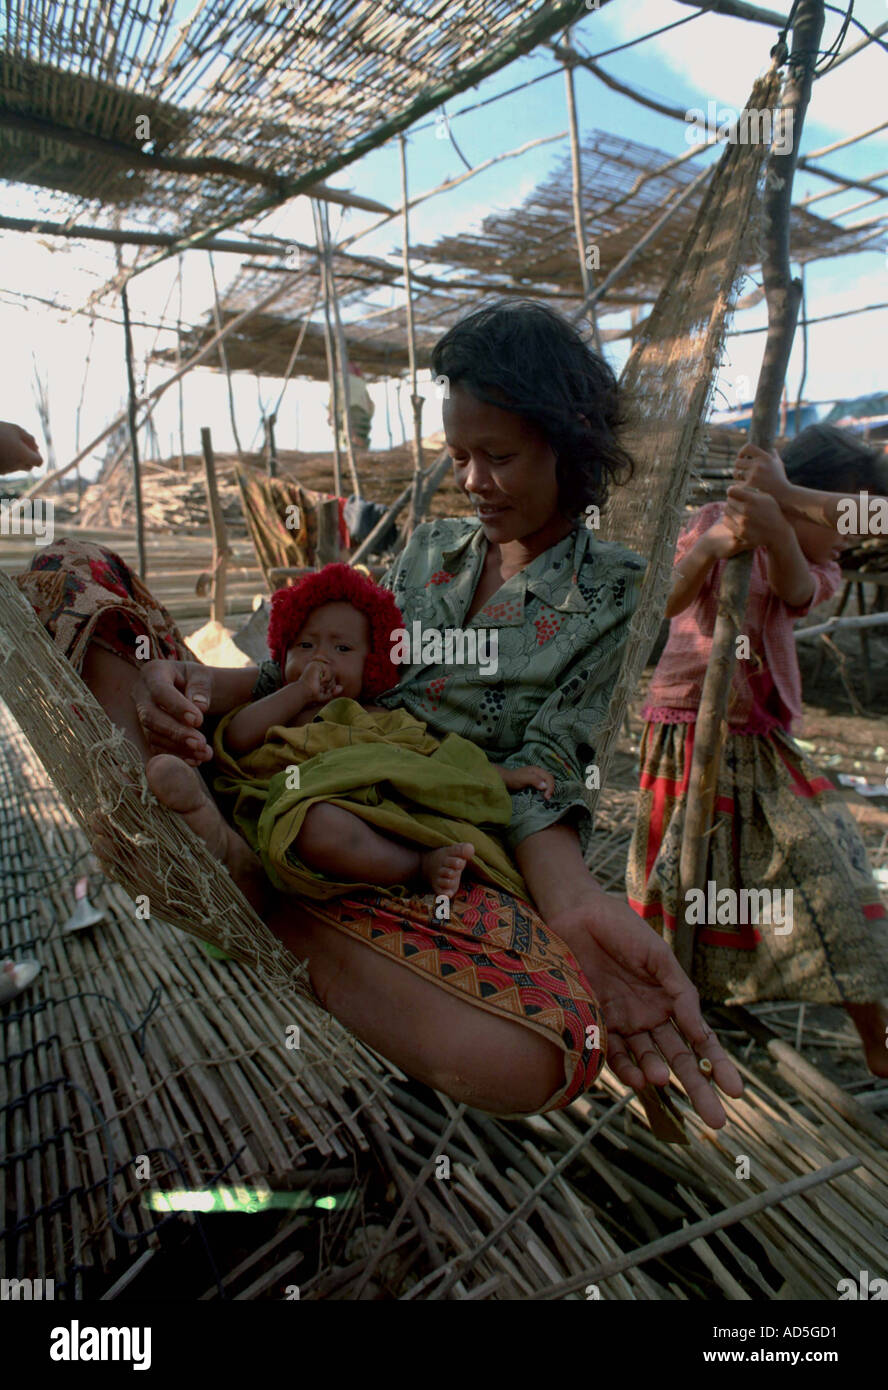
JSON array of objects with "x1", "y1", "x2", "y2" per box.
[{"x1": 627, "y1": 719, "x2": 888, "y2": 1004}]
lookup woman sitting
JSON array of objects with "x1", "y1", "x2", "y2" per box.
[{"x1": 14, "y1": 300, "x2": 742, "y2": 1122}]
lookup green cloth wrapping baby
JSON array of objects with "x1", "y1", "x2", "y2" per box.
[{"x1": 211, "y1": 565, "x2": 553, "y2": 903}]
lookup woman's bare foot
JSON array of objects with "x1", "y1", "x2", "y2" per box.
[
  {"x1": 420, "y1": 842, "x2": 474, "y2": 897},
  {"x1": 844, "y1": 1001, "x2": 888, "y2": 1078},
  {"x1": 145, "y1": 754, "x2": 267, "y2": 911}
]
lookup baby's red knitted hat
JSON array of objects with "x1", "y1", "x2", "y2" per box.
[{"x1": 267, "y1": 563, "x2": 404, "y2": 698}]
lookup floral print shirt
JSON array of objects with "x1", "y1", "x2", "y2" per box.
[{"x1": 373, "y1": 518, "x2": 646, "y2": 856}]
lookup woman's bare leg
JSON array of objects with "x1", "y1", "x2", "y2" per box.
[
  {"x1": 844, "y1": 1001, "x2": 888, "y2": 1078},
  {"x1": 81, "y1": 645, "x2": 152, "y2": 760}
]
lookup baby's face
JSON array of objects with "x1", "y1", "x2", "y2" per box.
[{"x1": 283, "y1": 601, "x2": 370, "y2": 702}]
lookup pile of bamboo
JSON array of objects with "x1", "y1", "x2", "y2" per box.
[{"x1": 78, "y1": 460, "x2": 247, "y2": 534}]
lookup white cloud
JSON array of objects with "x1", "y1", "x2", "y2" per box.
[{"x1": 589, "y1": 0, "x2": 888, "y2": 144}]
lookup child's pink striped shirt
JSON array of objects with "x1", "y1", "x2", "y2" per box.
[{"x1": 643, "y1": 502, "x2": 842, "y2": 732}]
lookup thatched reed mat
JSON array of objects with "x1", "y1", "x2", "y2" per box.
[{"x1": 3, "y1": 697, "x2": 887, "y2": 1299}]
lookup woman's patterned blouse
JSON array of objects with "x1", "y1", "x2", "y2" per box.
[{"x1": 372, "y1": 517, "x2": 646, "y2": 856}]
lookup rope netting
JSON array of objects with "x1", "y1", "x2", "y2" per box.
[
  {"x1": 0, "y1": 572, "x2": 314, "y2": 1003},
  {"x1": 586, "y1": 65, "x2": 782, "y2": 829}
]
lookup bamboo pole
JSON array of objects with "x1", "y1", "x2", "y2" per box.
[
  {"x1": 675, "y1": 0, "x2": 825, "y2": 974},
  {"x1": 562, "y1": 27, "x2": 603, "y2": 355},
  {"x1": 0, "y1": 214, "x2": 295, "y2": 256},
  {"x1": 208, "y1": 252, "x2": 244, "y2": 457},
  {"x1": 729, "y1": 296, "x2": 888, "y2": 336},
  {"x1": 271, "y1": 286, "x2": 322, "y2": 421},
  {"x1": 322, "y1": 203, "x2": 362, "y2": 498},
  {"x1": 348, "y1": 450, "x2": 451, "y2": 567},
  {"x1": 427, "y1": 1092, "x2": 634, "y2": 1300},
  {"x1": 529, "y1": 1155, "x2": 861, "y2": 1299},
  {"x1": 794, "y1": 263, "x2": 807, "y2": 433},
  {"x1": 805, "y1": 119, "x2": 888, "y2": 160},
  {"x1": 399, "y1": 134, "x2": 425, "y2": 536},
  {"x1": 200, "y1": 427, "x2": 229, "y2": 624},
  {"x1": 175, "y1": 255, "x2": 187, "y2": 474},
  {"x1": 795, "y1": 611, "x2": 888, "y2": 640},
  {"x1": 0, "y1": 111, "x2": 394, "y2": 210},
  {"x1": 24, "y1": 279, "x2": 297, "y2": 497},
  {"x1": 312, "y1": 202, "x2": 344, "y2": 497},
  {"x1": 120, "y1": 282, "x2": 147, "y2": 581}
]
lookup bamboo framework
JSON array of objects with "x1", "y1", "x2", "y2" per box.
[
  {"x1": 155, "y1": 127, "x2": 877, "y2": 385},
  {"x1": 0, "y1": 0, "x2": 593, "y2": 251}
]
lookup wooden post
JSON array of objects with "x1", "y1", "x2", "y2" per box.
[
  {"x1": 315, "y1": 499, "x2": 340, "y2": 567},
  {"x1": 321, "y1": 202, "x2": 362, "y2": 498},
  {"x1": 176, "y1": 254, "x2": 187, "y2": 474},
  {"x1": 562, "y1": 27, "x2": 604, "y2": 356},
  {"x1": 312, "y1": 204, "x2": 343, "y2": 496},
  {"x1": 265, "y1": 413, "x2": 278, "y2": 479},
  {"x1": 200, "y1": 426, "x2": 229, "y2": 625},
  {"x1": 675, "y1": 0, "x2": 824, "y2": 974},
  {"x1": 120, "y1": 282, "x2": 147, "y2": 581},
  {"x1": 208, "y1": 251, "x2": 244, "y2": 456},
  {"x1": 794, "y1": 263, "x2": 807, "y2": 434},
  {"x1": 399, "y1": 134, "x2": 425, "y2": 534}
]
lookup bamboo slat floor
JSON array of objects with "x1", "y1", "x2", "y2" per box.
[{"x1": 2, "y1": 697, "x2": 887, "y2": 1300}]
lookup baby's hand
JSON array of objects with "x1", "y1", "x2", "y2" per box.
[
  {"x1": 498, "y1": 765, "x2": 555, "y2": 799},
  {"x1": 733, "y1": 443, "x2": 790, "y2": 504},
  {"x1": 295, "y1": 659, "x2": 342, "y2": 705}
]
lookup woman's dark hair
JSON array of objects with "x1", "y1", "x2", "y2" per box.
[
  {"x1": 781, "y1": 424, "x2": 888, "y2": 495},
  {"x1": 431, "y1": 299, "x2": 634, "y2": 517}
]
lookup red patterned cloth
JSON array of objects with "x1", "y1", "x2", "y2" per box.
[{"x1": 308, "y1": 881, "x2": 606, "y2": 1112}]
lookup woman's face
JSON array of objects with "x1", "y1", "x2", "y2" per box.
[{"x1": 443, "y1": 382, "x2": 564, "y2": 544}]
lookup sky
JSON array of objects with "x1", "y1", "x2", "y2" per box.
[{"x1": 1, "y1": 0, "x2": 886, "y2": 485}]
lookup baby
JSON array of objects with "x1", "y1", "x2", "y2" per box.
[{"x1": 216, "y1": 564, "x2": 554, "y2": 899}]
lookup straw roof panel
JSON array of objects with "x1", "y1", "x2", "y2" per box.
[{"x1": 0, "y1": 0, "x2": 574, "y2": 237}]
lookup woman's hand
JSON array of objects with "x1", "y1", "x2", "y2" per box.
[
  {"x1": 130, "y1": 660, "x2": 218, "y2": 765},
  {"x1": 734, "y1": 442, "x2": 791, "y2": 504},
  {"x1": 549, "y1": 893, "x2": 744, "y2": 1129},
  {"x1": 0, "y1": 421, "x2": 42, "y2": 474}
]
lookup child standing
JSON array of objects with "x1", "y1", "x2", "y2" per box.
[
  {"x1": 212, "y1": 563, "x2": 554, "y2": 903},
  {"x1": 627, "y1": 431, "x2": 888, "y2": 1076}
]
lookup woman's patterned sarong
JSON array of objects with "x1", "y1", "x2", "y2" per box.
[
  {"x1": 627, "y1": 719, "x2": 888, "y2": 1005},
  {"x1": 13, "y1": 539, "x2": 606, "y2": 1112}
]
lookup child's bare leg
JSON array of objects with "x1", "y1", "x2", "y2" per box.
[
  {"x1": 843, "y1": 1001, "x2": 888, "y2": 1078},
  {"x1": 297, "y1": 804, "x2": 474, "y2": 894}
]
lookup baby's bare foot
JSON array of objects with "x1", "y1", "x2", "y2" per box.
[
  {"x1": 420, "y1": 842, "x2": 474, "y2": 897},
  {"x1": 146, "y1": 754, "x2": 266, "y2": 911}
]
